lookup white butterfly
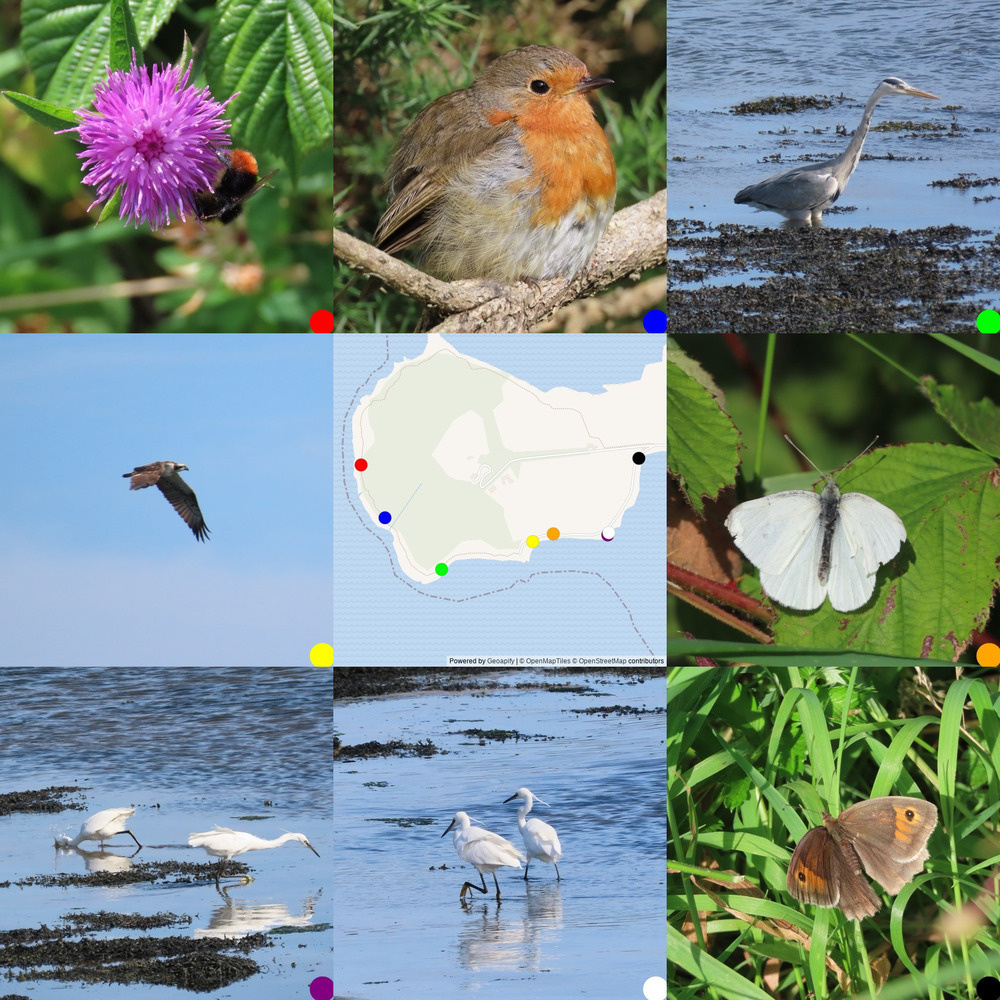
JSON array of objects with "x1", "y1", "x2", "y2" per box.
[{"x1": 725, "y1": 449, "x2": 906, "y2": 612}]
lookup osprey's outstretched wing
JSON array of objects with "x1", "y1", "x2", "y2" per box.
[{"x1": 124, "y1": 461, "x2": 210, "y2": 542}]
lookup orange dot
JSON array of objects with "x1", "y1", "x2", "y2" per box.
[
  {"x1": 546, "y1": 527, "x2": 560, "y2": 540},
  {"x1": 978, "y1": 642, "x2": 1000, "y2": 668}
]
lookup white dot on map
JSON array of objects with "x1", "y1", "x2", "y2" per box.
[{"x1": 601, "y1": 527, "x2": 615, "y2": 541}]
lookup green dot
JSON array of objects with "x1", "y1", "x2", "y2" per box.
[
  {"x1": 435, "y1": 563, "x2": 448, "y2": 576},
  {"x1": 977, "y1": 309, "x2": 1000, "y2": 334}
]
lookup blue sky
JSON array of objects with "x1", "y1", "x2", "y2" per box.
[{"x1": 0, "y1": 335, "x2": 332, "y2": 666}]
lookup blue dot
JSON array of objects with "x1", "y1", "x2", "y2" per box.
[
  {"x1": 643, "y1": 309, "x2": 667, "y2": 333},
  {"x1": 378, "y1": 511, "x2": 391, "y2": 524}
]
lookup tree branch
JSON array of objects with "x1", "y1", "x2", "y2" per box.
[{"x1": 334, "y1": 189, "x2": 666, "y2": 332}]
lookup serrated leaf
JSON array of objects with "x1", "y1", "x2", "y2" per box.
[
  {"x1": 203, "y1": 0, "x2": 333, "y2": 168},
  {"x1": 919, "y1": 376, "x2": 1000, "y2": 458},
  {"x1": 667, "y1": 359, "x2": 739, "y2": 515},
  {"x1": 21, "y1": 1, "x2": 169, "y2": 108}
]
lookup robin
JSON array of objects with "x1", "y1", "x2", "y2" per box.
[{"x1": 366, "y1": 45, "x2": 616, "y2": 285}]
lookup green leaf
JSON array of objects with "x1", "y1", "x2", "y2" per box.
[
  {"x1": 203, "y1": 0, "x2": 333, "y2": 165},
  {"x1": 108, "y1": 0, "x2": 143, "y2": 73},
  {"x1": 21, "y1": 0, "x2": 169, "y2": 108},
  {"x1": 667, "y1": 357, "x2": 740, "y2": 515},
  {"x1": 757, "y1": 443, "x2": 1000, "y2": 657},
  {"x1": 1, "y1": 91, "x2": 77, "y2": 130}
]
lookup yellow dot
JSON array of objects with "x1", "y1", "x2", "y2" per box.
[
  {"x1": 310, "y1": 643, "x2": 334, "y2": 667},
  {"x1": 546, "y1": 527, "x2": 560, "y2": 540},
  {"x1": 526, "y1": 535, "x2": 539, "y2": 548},
  {"x1": 978, "y1": 642, "x2": 1000, "y2": 668}
]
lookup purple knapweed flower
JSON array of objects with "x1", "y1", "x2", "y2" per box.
[{"x1": 57, "y1": 56, "x2": 235, "y2": 231}]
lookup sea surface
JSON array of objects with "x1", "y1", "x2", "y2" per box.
[
  {"x1": 0, "y1": 666, "x2": 332, "y2": 1000},
  {"x1": 668, "y1": 0, "x2": 1000, "y2": 231},
  {"x1": 333, "y1": 669, "x2": 667, "y2": 998}
]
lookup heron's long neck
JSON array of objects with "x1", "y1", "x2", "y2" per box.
[{"x1": 840, "y1": 93, "x2": 882, "y2": 185}]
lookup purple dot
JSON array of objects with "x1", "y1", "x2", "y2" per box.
[
  {"x1": 309, "y1": 977, "x2": 334, "y2": 1000},
  {"x1": 378, "y1": 511, "x2": 391, "y2": 524}
]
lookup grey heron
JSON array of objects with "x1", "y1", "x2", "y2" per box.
[{"x1": 734, "y1": 77, "x2": 939, "y2": 227}]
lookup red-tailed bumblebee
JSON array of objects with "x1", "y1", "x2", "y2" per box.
[{"x1": 193, "y1": 149, "x2": 279, "y2": 224}]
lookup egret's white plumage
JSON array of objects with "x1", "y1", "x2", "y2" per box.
[
  {"x1": 188, "y1": 825, "x2": 320, "y2": 882},
  {"x1": 55, "y1": 807, "x2": 142, "y2": 849},
  {"x1": 441, "y1": 810, "x2": 525, "y2": 899},
  {"x1": 503, "y1": 787, "x2": 563, "y2": 880}
]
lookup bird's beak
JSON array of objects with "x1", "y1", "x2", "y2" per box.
[
  {"x1": 573, "y1": 74, "x2": 613, "y2": 96},
  {"x1": 306, "y1": 840, "x2": 320, "y2": 857},
  {"x1": 905, "y1": 87, "x2": 939, "y2": 100},
  {"x1": 441, "y1": 821, "x2": 455, "y2": 838}
]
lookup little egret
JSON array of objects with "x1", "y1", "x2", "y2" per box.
[
  {"x1": 441, "y1": 811, "x2": 526, "y2": 900},
  {"x1": 187, "y1": 826, "x2": 320, "y2": 883},
  {"x1": 54, "y1": 807, "x2": 142, "y2": 849},
  {"x1": 503, "y1": 788, "x2": 563, "y2": 880}
]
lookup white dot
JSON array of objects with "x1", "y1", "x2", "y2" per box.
[
  {"x1": 601, "y1": 526, "x2": 615, "y2": 541},
  {"x1": 643, "y1": 977, "x2": 666, "y2": 1000}
]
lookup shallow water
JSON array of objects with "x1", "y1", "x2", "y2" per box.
[
  {"x1": 669, "y1": 0, "x2": 1000, "y2": 232},
  {"x1": 0, "y1": 666, "x2": 332, "y2": 999},
  {"x1": 333, "y1": 670, "x2": 666, "y2": 998}
]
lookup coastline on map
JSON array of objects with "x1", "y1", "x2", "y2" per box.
[{"x1": 350, "y1": 335, "x2": 665, "y2": 584}]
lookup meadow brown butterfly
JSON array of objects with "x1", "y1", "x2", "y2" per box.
[{"x1": 786, "y1": 796, "x2": 937, "y2": 920}]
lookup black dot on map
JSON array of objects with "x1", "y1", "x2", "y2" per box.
[{"x1": 632, "y1": 452, "x2": 645, "y2": 465}]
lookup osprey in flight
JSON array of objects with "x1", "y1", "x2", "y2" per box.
[{"x1": 123, "y1": 461, "x2": 210, "y2": 541}]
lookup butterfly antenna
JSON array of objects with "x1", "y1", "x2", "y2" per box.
[{"x1": 784, "y1": 435, "x2": 880, "y2": 480}]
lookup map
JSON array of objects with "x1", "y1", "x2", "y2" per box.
[
  {"x1": 352, "y1": 336, "x2": 662, "y2": 583},
  {"x1": 334, "y1": 335, "x2": 666, "y2": 666}
]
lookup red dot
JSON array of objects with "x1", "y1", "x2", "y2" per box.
[
  {"x1": 311, "y1": 309, "x2": 334, "y2": 332},
  {"x1": 354, "y1": 459, "x2": 368, "y2": 471}
]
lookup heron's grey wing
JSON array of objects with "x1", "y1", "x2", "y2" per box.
[
  {"x1": 156, "y1": 473, "x2": 210, "y2": 541},
  {"x1": 735, "y1": 162, "x2": 840, "y2": 214}
]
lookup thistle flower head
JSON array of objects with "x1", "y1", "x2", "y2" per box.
[{"x1": 58, "y1": 56, "x2": 234, "y2": 230}]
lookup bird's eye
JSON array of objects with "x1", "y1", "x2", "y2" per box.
[{"x1": 530, "y1": 79, "x2": 549, "y2": 94}]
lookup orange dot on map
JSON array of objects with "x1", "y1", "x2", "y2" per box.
[{"x1": 546, "y1": 527, "x2": 560, "y2": 540}]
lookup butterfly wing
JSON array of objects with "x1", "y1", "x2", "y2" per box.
[
  {"x1": 825, "y1": 493, "x2": 906, "y2": 612},
  {"x1": 725, "y1": 491, "x2": 828, "y2": 610}
]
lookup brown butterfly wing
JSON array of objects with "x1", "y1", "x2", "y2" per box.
[
  {"x1": 839, "y1": 797, "x2": 937, "y2": 895},
  {"x1": 787, "y1": 827, "x2": 838, "y2": 905},
  {"x1": 828, "y1": 838, "x2": 881, "y2": 920},
  {"x1": 788, "y1": 824, "x2": 880, "y2": 920}
]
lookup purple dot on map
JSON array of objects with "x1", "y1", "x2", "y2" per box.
[
  {"x1": 601, "y1": 527, "x2": 615, "y2": 541},
  {"x1": 378, "y1": 511, "x2": 391, "y2": 524}
]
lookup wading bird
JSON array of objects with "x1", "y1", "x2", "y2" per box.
[
  {"x1": 55, "y1": 807, "x2": 142, "y2": 849},
  {"x1": 188, "y1": 826, "x2": 320, "y2": 883},
  {"x1": 734, "y1": 77, "x2": 939, "y2": 227},
  {"x1": 503, "y1": 787, "x2": 563, "y2": 880},
  {"x1": 441, "y1": 811, "x2": 526, "y2": 900}
]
